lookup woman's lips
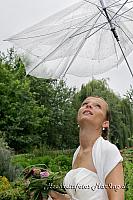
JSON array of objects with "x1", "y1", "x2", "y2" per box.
[{"x1": 83, "y1": 109, "x2": 93, "y2": 115}]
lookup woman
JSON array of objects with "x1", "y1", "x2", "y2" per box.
[{"x1": 49, "y1": 96, "x2": 124, "y2": 200}]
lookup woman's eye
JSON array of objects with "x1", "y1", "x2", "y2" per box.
[
  {"x1": 82, "y1": 102, "x2": 87, "y2": 106},
  {"x1": 95, "y1": 104, "x2": 101, "y2": 108}
]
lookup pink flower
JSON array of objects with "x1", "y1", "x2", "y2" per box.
[{"x1": 40, "y1": 171, "x2": 50, "y2": 178}]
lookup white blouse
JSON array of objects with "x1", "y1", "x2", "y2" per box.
[{"x1": 63, "y1": 136, "x2": 123, "y2": 200}]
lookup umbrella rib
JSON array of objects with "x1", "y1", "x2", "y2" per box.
[
  {"x1": 107, "y1": 0, "x2": 125, "y2": 8},
  {"x1": 117, "y1": 40, "x2": 133, "y2": 78},
  {"x1": 115, "y1": 23, "x2": 133, "y2": 45},
  {"x1": 5, "y1": 18, "x2": 92, "y2": 41},
  {"x1": 83, "y1": 0, "x2": 119, "y2": 10},
  {"x1": 8, "y1": 12, "x2": 96, "y2": 60},
  {"x1": 7, "y1": 5, "x2": 107, "y2": 42},
  {"x1": 8, "y1": 2, "x2": 85, "y2": 37},
  {"x1": 97, "y1": 28, "x2": 103, "y2": 62},
  {"x1": 107, "y1": 0, "x2": 131, "y2": 9},
  {"x1": 100, "y1": 1, "x2": 133, "y2": 78},
  {"x1": 108, "y1": 8, "x2": 133, "y2": 22},
  {"x1": 96, "y1": 0, "x2": 133, "y2": 24},
  {"x1": 83, "y1": 0, "x2": 126, "y2": 11},
  {"x1": 27, "y1": 11, "x2": 102, "y2": 75},
  {"x1": 113, "y1": 7, "x2": 133, "y2": 21},
  {"x1": 51, "y1": 14, "x2": 82, "y2": 77},
  {"x1": 83, "y1": 0, "x2": 102, "y2": 9},
  {"x1": 7, "y1": 2, "x2": 132, "y2": 41},
  {"x1": 62, "y1": 12, "x2": 103, "y2": 77},
  {"x1": 98, "y1": 0, "x2": 133, "y2": 23},
  {"x1": 109, "y1": 1, "x2": 133, "y2": 8},
  {"x1": 111, "y1": 15, "x2": 133, "y2": 78},
  {"x1": 69, "y1": 22, "x2": 108, "y2": 38},
  {"x1": 69, "y1": 8, "x2": 108, "y2": 38},
  {"x1": 4, "y1": 28, "x2": 82, "y2": 41},
  {"x1": 31, "y1": 16, "x2": 92, "y2": 58},
  {"x1": 114, "y1": 24, "x2": 133, "y2": 77},
  {"x1": 5, "y1": 2, "x2": 88, "y2": 41},
  {"x1": 84, "y1": 0, "x2": 111, "y2": 24},
  {"x1": 85, "y1": 22, "x2": 108, "y2": 39},
  {"x1": 81, "y1": 2, "x2": 133, "y2": 40},
  {"x1": 110, "y1": 0, "x2": 131, "y2": 21}
]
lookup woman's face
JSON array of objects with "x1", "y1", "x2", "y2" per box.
[{"x1": 77, "y1": 97, "x2": 109, "y2": 129}]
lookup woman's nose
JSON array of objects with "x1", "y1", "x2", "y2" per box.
[{"x1": 86, "y1": 103, "x2": 92, "y2": 109}]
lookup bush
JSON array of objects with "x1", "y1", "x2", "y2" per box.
[
  {"x1": 10, "y1": 149, "x2": 133, "y2": 199},
  {"x1": 0, "y1": 176, "x2": 11, "y2": 192},
  {"x1": 12, "y1": 154, "x2": 51, "y2": 169},
  {"x1": 0, "y1": 179, "x2": 29, "y2": 200},
  {"x1": 0, "y1": 138, "x2": 20, "y2": 181},
  {"x1": 12, "y1": 153, "x2": 72, "y2": 173},
  {"x1": 124, "y1": 161, "x2": 133, "y2": 200},
  {"x1": 49, "y1": 155, "x2": 72, "y2": 172}
]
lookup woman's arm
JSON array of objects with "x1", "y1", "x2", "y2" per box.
[
  {"x1": 105, "y1": 162, "x2": 124, "y2": 200},
  {"x1": 48, "y1": 190, "x2": 71, "y2": 200}
]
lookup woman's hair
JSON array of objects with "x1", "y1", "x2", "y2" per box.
[{"x1": 101, "y1": 98, "x2": 110, "y2": 140}]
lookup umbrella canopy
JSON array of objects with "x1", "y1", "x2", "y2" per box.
[{"x1": 5, "y1": 0, "x2": 133, "y2": 79}]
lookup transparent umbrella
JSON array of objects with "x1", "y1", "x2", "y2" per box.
[{"x1": 5, "y1": 0, "x2": 133, "y2": 79}]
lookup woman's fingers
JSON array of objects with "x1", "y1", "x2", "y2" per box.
[
  {"x1": 48, "y1": 190, "x2": 66, "y2": 200},
  {"x1": 48, "y1": 190, "x2": 61, "y2": 199}
]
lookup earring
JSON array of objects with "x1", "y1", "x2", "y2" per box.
[
  {"x1": 102, "y1": 127, "x2": 105, "y2": 131},
  {"x1": 78, "y1": 124, "x2": 80, "y2": 128}
]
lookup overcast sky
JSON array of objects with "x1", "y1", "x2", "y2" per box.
[{"x1": 0, "y1": 0, "x2": 133, "y2": 97}]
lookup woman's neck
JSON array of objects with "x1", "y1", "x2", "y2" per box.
[{"x1": 79, "y1": 126, "x2": 101, "y2": 151}]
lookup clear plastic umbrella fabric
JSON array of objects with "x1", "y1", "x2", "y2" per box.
[{"x1": 6, "y1": 0, "x2": 133, "y2": 79}]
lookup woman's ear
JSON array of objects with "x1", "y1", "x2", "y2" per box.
[{"x1": 102, "y1": 121, "x2": 109, "y2": 129}]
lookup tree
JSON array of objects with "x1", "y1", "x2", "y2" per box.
[
  {"x1": 1, "y1": 50, "x2": 132, "y2": 151},
  {"x1": 0, "y1": 49, "x2": 49, "y2": 152},
  {"x1": 0, "y1": 49, "x2": 78, "y2": 151}
]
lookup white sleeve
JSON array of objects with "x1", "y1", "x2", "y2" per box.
[
  {"x1": 102, "y1": 141, "x2": 123, "y2": 180},
  {"x1": 92, "y1": 137, "x2": 123, "y2": 184}
]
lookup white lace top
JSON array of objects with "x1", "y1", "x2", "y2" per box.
[{"x1": 63, "y1": 136, "x2": 123, "y2": 200}]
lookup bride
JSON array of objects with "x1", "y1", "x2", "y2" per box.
[{"x1": 49, "y1": 96, "x2": 124, "y2": 200}]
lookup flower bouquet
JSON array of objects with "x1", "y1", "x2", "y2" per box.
[{"x1": 23, "y1": 164, "x2": 66, "y2": 200}]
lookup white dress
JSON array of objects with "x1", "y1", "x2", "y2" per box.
[{"x1": 63, "y1": 136, "x2": 123, "y2": 200}]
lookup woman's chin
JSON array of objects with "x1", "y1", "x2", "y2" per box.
[{"x1": 79, "y1": 116, "x2": 94, "y2": 125}]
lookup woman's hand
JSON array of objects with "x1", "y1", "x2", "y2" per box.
[{"x1": 48, "y1": 190, "x2": 71, "y2": 200}]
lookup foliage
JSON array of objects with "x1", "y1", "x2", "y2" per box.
[
  {"x1": 125, "y1": 85, "x2": 133, "y2": 107},
  {"x1": 23, "y1": 164, "x2": 66, "y2": 200},
  {"x1": 12, "y1": 153, "x2": 72, "y2": 173},
  {"x1": 0, "y1": 176, "x2": 11, "y2": 192},
  {"x1": 3, "y1": 148, "x2": 133, "y2": 200},
  {"x1": 0, "y1": 137, "x2": 20, "y2": 181},
  {"x1": 0, "y1": 49, "x2": 77, "y2": 152},
  {"x1": 123, "y1": 161, "x2": 133, "y2": 199},
  {"x1": 29, "y1": 78, "x2": 78, "y2": 149},
  {"x1": 0, "y1": 178, "x2": 29, "y2": 200},
  {"x1": 0, "y1": 49, "x2": 133, "y2": 152},
  {"x1": 0, "y1": 49, "x2": 49, "y2": 152},
  {"x1": 120, "y1": 147, "x2": 133, "y2": 199},
  {"x1": 49, "y1": 155, "x2": 72, "y2": 172}
]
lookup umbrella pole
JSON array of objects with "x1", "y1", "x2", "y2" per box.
[{"x1": 100, "y1": 0, "x2": 133, "y2": 78}]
